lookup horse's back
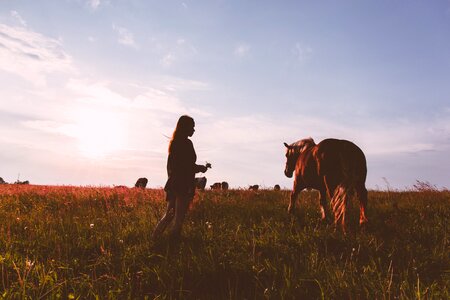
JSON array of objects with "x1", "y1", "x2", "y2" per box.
[{"x1": 315, "y1": 139, "x2": 367, "y2": 182}]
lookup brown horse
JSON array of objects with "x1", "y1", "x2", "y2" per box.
[{"x1": 284, "y1": 138, "x2": 368, "y2": 231}]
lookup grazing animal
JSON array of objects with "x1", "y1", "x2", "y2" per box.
[
  {"x1": 195, "y1": 177, "x2": 207, "y2": 190},
  {"x1": 221, "y1": 181, "x2": 229, "y2": 190},
  {"x1": 135, "y1": 177, "x2": 148, "y2": 188},
  {"x1": 210, "y1": 182, "x2": 222, "y2": 190},
  {"x1": 274, "y1": 184, "x2": 281, "y2": 191},
  {"x1": 284, "y1": 138, "x2": 368, "y2": 231},
  {"x1": 249, "y1": 185, "x2": 259, "y2": 191},
  {"x1": 14, "y1": 180, "x2": 29, "y2": 185},
  {"x1": 210, "y1": 181, "x2": 229, "y2": 190},
  {"x1": 114, "y1": 185, "x2": 128, "y2": 189}
]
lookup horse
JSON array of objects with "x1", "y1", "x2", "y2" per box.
[{"x1": 284, "y1": 138, "x2": 368, "y2": 231}]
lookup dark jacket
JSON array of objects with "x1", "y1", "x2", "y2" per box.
[{"x1": 164, "y1": 138, "x2": 203, "y2": 198}]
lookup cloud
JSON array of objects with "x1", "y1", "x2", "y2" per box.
[
  {"x1": 87, "y1": 0, "x2": 101, "y2": 10},
  {"x1": 292, "y1": 42, "x2": 312, "y2": 62},
  {"x1": 159, "y1": 38, "x2": 197, "y2": 67},
  {"x1": 66, "y1": 78, "x2": 187, "y2": 115},
  {"x1": 10, "y1": 11, "x2": 27, "y2": 27},
  {"x1": 21, "y1": 119, "x2": 68, "y2": 136},
  {"x1": 161, "y1": 52, "x2": 176, "y2": 67},
  {"x1": 65, "y1": 77, "x2": 208, "y2": 114},
  {"x1": 0, "y1": 24, "x2": 74, "y2": 86},
  {"x1": 66, "y1": 79, "x2": 130, "y2": 107},
  {"x1": 234, "y1": 43, "x2": 250, "y2": 57},
  {"x1": 156, "y1": 76, "x2": 209, "y2": 92},
  {"x1": 112, "y1": 24, "x2": 138, "y2": 49}
]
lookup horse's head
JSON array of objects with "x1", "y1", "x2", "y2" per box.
[
  {"x1": 283, "y1": 143, "x2": 298, "y2": 178},
  {"x1": 283, "y1": 138, "x2": 315, "y2": 178}
]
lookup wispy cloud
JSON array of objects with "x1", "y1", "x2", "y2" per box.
[
  {"x1": 10, "y1": 11, "x2": 27, "y2": 27},
  {"x1": 87, "y1": 0, "x2": 101, "y2": 11},
  {"x1": 0, "y1": 24, "x2": 74, "y2": 86},
  {"x1": 161, "y1": 53, "x2": 176, "y2": 67},
  {"x1": 234, "y1": 43, "x2": 250, "y2": 58},
  {"x1": 66, "y1": 77, "x2": 209, "y2": 117},
  {"x1": 112, "y1": 24, "x2": 138, "y2": 49},
  {"x1": 160, "y1": 38, "x2": 197, "y2": 67},
  {"x1": 292, "y1": 42, "x2": 312, "y2": 62},
  {"x1": 157, "y1": 75, "x2": 209, "y2": 92}
]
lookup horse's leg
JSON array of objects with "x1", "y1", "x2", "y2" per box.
[
  {"x1": 288, "y1": 182, "x2": 302, "y2": 214},
  {"x1": 356, "y1": 184, "x2": 368, "y2": 226},
  {"x1": 288, "y1": 190, "x2": 298, "y2": 214},
  {"x1": 318, "y1": 189, "x2": 329, "y2": 222}
]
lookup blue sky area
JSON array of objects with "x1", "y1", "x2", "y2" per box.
[{"x1": 0, "y1": 0, "x2": 449, "y2": 189}]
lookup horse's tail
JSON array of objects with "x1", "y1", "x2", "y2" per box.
[{"x1": 331, "y1": 182, "x2": 355, "y2": 233}]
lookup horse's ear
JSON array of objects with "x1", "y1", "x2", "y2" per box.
[{"x1": 283, "y1": 142, "x2": 290, "y2": 148}]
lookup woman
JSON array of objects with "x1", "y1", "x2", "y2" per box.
[{"x1": 153, "y1": 115, "x2": 210, "y2": 239}]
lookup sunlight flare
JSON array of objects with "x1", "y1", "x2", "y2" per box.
[{"x1": 65, "y1": 108, "x2": 127, "y2": 158}]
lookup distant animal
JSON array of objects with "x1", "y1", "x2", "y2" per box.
[
  {"x1": 14, "y1": 180, "x2": 29, "y2": 185},
  {"x1": 195, "y1": 177, "x2": 207, "y2": 190},
  {"x1": 114, "y1": 185, "x2": 128, "y2": 189},
  {"x1": 221, "y1": 181, "x2": 229, "y2": 190},
  {"x1": 284, "y1": 138, "x2": 368, "y2": 231},
  {"x1": 0, "y1": 177, "x2": 6, "y2": 184},
  {"x1": 249, "y1": 185, "x2": 259, "y2": 191},
  {"x1": 210, "y1": 182, "x2": 222, "y2": 190},
  {"x1": 274, "y1": 184, "x2": 281, "y2": 191},
  {"x1": 210, "y1": 181, "x2": 229, "y2": 190},
  {"x1": 134, "y1": 177, "x2": 148, "y2": 188}
]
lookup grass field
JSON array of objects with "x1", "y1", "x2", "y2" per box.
[{"x1": 0, "y1": 184, "x2": 448, "y2": 299}]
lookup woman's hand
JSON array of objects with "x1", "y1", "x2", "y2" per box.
[{"x1": 196, "y1": 163, "x2": 211, "y2": 173}]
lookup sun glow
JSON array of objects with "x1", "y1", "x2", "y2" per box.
[{"x1": 67, "y1": 108, "x2": 127, "y2": 158}]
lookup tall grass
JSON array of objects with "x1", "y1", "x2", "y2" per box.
[{"x1": 0, "y1": 185, "x2": 448, "y2": 299}]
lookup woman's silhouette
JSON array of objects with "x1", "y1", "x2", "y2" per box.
[{"x1": 153, "y1": 115, "x2": 209, "y2": 239}]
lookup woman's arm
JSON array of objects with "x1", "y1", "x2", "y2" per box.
[{"x1": 195, "y1": 164, "x2": 208, "y2": 173}]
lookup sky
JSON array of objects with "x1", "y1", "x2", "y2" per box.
[{"x1": 0, "y1": 0, "x2": 449, "y2": 190}]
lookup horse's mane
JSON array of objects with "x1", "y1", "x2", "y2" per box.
[{"x1": 290, "y1": 137, "x2": 316, "y2": 152}]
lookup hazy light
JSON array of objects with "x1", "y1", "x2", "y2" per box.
[{"x1": 63, "y1": 108, "x2": 127, "y2": 159}]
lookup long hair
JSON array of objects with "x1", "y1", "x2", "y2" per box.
[{"x1": 169, "y1": 115, "x2": 194, "y2": 153}]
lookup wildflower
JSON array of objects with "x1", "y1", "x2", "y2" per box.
[
  {"x1": 205, "y1": 221, "x2": 212, "y2": 229},
  {"x1": 26, "y1": 258, "x2": 34, "y2": 269},
  {"x1": 90, "y1": 223, "x2": 94, "y2": 229}
]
